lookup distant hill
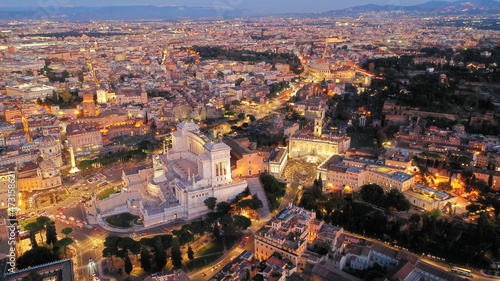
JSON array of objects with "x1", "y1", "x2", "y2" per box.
[
  {"x1": 323, "y1": 0, "x2": 500, "y2": 16},
  {"x1": 0, "y1": 5, "x2": 253, "y2": 21},
  {"x1": 0, "y1": 0, "x2": 498, "y2": 21}
]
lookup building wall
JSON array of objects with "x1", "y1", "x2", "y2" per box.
[{"x1": 67, "y1": 130, "x2": 103, "y2": 153}]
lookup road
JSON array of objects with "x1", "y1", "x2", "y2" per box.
[
  {"x1": 18, "y1": 164, "x2": 162, "y2": 280},
  {"x1": 189, "y1": 233, "x2": 255, "y2": 281}
]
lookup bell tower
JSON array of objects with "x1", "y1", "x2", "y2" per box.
[{"x1": 314, "y1": 117, "x2": 322, "y2": 137}]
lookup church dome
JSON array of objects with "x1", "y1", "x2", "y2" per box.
[{"x1": 39, "y1": 136, "x2": 57, "y2": 148}]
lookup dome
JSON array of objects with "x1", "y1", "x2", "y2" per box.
[
  {"x1": 39, "y1": 136, "x2": 57, "y2": 148},
  {"x1": 39, "y1": 159, "x2": 57, "y2": 170},
  {"x1": 39, "y1": 159, "x2": 59, "y2": 178}
]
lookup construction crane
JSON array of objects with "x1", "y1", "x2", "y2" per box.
[
  {"x1": 160, "y1": 48, "x2": 169, "y2": 65},
  {"x1": 86, "y1": 58, "x2": 101, "y2": 89}
]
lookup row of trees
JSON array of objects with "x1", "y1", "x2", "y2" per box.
[
  {"x1": 17, "y1": 217, "x2": 74, "y2": 269},
  {"x1": 359, "y1": 184, "x2": 411, "y2": 212},
  {"x1": 189, "y1": 46, "x2": 303, "y2": 74},
  {"x1": 103, "y1": 195, "x2": 256, "y2": 274},
  {"x1": 260, "y1": 174, "x2": 286, "y2": 211}
]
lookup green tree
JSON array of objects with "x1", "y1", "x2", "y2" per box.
[
  {"x1": 36, "y1": 216, "x2": 51, "y2": 244},
  {"x1": 55, "y1": 237, "x2": 74, "y2": 258},
  {"x1": 17, "y1": 247, "x2": 59, "y2": 270},
  {"x1": 216, "y1": 201, "x2": 232, "y2": 214},
  {"x1": 124, "y1": 255, "x2": 133, "y2": 275},
  {"x1": 139, "y1": 248, "x2": 152, "y2": 272},
  {"x1": 204, "y1": 197, "x2": 217, "y2": 213},
  {"x1": 187, "y1": 246, "x2": 195, "y2": 261},
  {"x1": 25, "y1": 222, "x2": 41, "y2": 248},
  {"x1": 233, "y1": 215, "x2": 252, "y2": 230},
  {"x1": 248, "y1": 114, "x2": 256, "y2": 122},
  {"x1": 430, "y1": 209, "x2": 443, "y2": 220},
  {"x1": 171, "y1": 245, "x2": 183, "y2": 268},
  {"x1": 238, "y1": 113, "x2": 246, "y2": 120},
  {"x1": 61, "y1": 227, "x2": 73, "y2": 238}
]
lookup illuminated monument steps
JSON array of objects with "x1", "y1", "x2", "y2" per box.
[{"x1": 92, "y1": 122, "x2": 247, "y2": 227}]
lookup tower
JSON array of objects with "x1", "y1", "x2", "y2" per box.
[
  {"x1": 97, "y1": 89, "x2": 107, "y2": 104},
  {"x1": 314, "y1": 117, "x2": 322, "y2": 137},
  {"x1": 82, "y1": 93, "x2": 96, "y2": 117}
]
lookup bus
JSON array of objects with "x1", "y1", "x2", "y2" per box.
[{"x1": 451, "y1": 267, "x2": 471, "y2": 277}]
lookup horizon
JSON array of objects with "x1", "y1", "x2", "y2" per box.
[{"x1": 0, "y1": 0, "x2": 464, "y2": 14}]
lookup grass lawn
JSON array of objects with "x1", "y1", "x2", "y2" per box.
[
  {"x1": 20, "y1": 218, "x2": 37, "y2": 231},
  {"x1": 187, "y1": 252, "x2": 223, "y2": 271},
  {"x1": 195, "y1": 241, "x2": 221, "y2": 258},
  {"x1": 105, "y1": 213, "x2": 139, "y2": 228},
  {"x1": 99, "y1": 187, "x2": 116, "y2": 200}
]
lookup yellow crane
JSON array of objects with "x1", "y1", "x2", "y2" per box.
[{"x1": 161, "y1": 48, "x2": 169, "y2": 65}]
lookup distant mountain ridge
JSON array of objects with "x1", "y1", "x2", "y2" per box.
[
  {"x1": 0, "y1": 0, "x2": 498, "y2": 21},
  {"x1": 0, "y1": 5, "x2": 252, "y2": 21},
  {"x1": 324, "y1": 0, "x2": 500, "y2": 16}
]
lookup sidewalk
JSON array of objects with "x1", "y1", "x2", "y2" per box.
[{"x1": 247, "y1": 178, "x2": 272, "y2": 221}]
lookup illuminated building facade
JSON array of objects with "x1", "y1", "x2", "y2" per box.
[{"x1": 93, "y1": 122, "x2": 247, "y2": 227}]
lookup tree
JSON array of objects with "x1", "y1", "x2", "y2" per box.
[
  {"x1": 216, "y1": 201, "x2": 232, "y2": 214},
  {"x1": 46, "y1": 222, "x2": 58, "y2": 248},
  {"x1": 219, "y1": 213, "x2": 233, "y2": 226},
  {"x1": 360, "y1": 184, "x2": 384, "y2": 205},
  {"x1": 233, "y1": 215, "x2": 252, "y2": 230},
  {"x1": 248, "y1": 114, "x2": 256, "y2": 122},
  {"x1": 59, "y1": 89, "x2": 73, "y2": 103},
  {"x1": 17, "y1": 247, "x2": 59, "y2": 270},
  {"x1": 238, "y1": 113, "x2": 246, "y2": 120},
  {"x1": 25, "y1": 222, "x2": 41, "y2": 248},
  {"x1": 139, "y1": 248, "x2": 152, "y2": 272},
  {"x1": 204, "y1": 197, "x2": 217, "y2": 213},
  {"x1": 61, "y1": 227, "x2": 73, "y2": 238},
  {"x1": 187, "y1": 246, "x2": 195, "y2": 261},
  {"x1": 171, "y1": 245, "x2": 183, "y2": 268},
  {"x1": 36, "y1": 216, "x2": 51, "y2": 244},
  {"x1": 153, "y1": 236, "x2": 167, "y2": 270},
  {"x1": 488, "y1": 174, "x2": 493, "y2": 188},
  {"x1": 430, "y1": 209, "x2": 443, "y2": 220},
  {"x1": 56, "y1": 237, "x2": 74, "y2": 258},
  {"x1": 124, "y1": 255, "x2": 133, "y2": 275}
]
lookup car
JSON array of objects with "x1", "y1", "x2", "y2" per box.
[
  {"x1": 61, "y1": 215, "x2": 66, "y2": 219},
  {"x1": 93, "y1": 244, "x2": 98, "y2": 249},
  {"x1": 239, "y1": 242, "x2": 245, "y2": 248},
  {"x1": 202, "y1": 273, "x2": 207, "y2": 277},
  {"x1": 93, "y1": 227, "x2": 98, "y2": 231},
  {"x1": 69, "y1": 217, "x2": 75, "y2": 221}
]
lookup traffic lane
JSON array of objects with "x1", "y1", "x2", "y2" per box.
[{"x1": 190, "y1": 235, "x2": 254, "y2": 281}]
